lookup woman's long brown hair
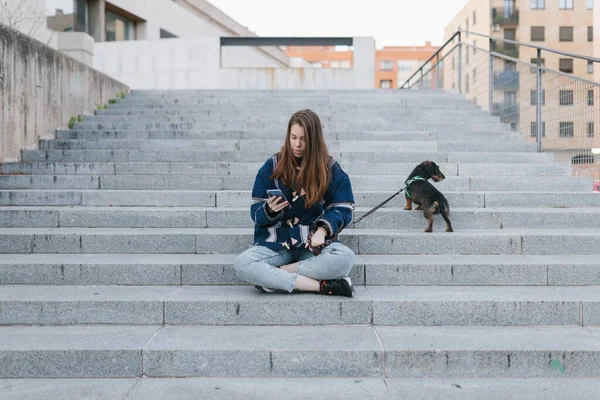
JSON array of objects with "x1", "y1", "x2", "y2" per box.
[{"x1": 271, "y1": 109, "x2": 331, "y2": 208}]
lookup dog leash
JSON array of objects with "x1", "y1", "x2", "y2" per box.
[{"x1": 306, "y1": 176, "x2": 425, "y2": 255}]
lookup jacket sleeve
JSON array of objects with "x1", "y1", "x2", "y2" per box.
[
  {"x1": 250, "y1": 159, "x2": 285, "y2": 227},
  {"x1": 315, "y1": 164, "x2": 355, "y2": 236}
]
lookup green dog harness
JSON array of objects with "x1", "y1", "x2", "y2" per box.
[{"x1": 404, "y1": 176, "x2": 427, "y2": 200}]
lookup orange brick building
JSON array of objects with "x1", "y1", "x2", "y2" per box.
[{"x1": 284, "y1": 42, "x2": 440, "y2": 89}]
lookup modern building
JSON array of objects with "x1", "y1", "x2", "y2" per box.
[
  {"x1": 284, "y1": 42, "x2": 440, "y2": 89},
  {"x1": 444, "y1": 0, "x2": 599, "y2": 181},
  {"x1": 42, "y1": 0, "x2": 376, "y2": 90},
  {"x1": 46, "y1": 0, "x2": 290, "y2": 67}
]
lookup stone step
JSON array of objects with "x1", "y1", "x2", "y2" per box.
[
  {"x1": 38, "y1": 139, "x2": 534, "y2": 153},
  {"x1": 0, "y1": 285, "x2": 598, "y2": 326},
  {"x1": 112, "y1": 101, "x2": 482, "y2": 110},
  {"x1": 0, "y1": 162, "x2": 570, "y2": 176},
  {"x1": 3, "y1": 377, "x2": 600, "y2": 400},
  {"x1": 21, "y1": 149, "x2": 554, "y2": 163},
  {"x1": 0, "y1": 207, "x2": 598, "y2": 229},
  {"x1": 84, "y1": 114, "x2": 499, "y2": 124},
  {"x1": 96, "y1": 107, "x2": 492, "y2": 117},
  {"x1": 1, "y1": 253, "x2": 598, "y2": 286},
  {"x1": 39, "y1": 139, "x2": 440, "y2": 153},
  {"x1": 2, "y1": 325, "x2": 599, "y2": 378},
  {"x1": 2, "y1": 227, "x2": 600, "y2": 255},
  {"x1": 72, "y1": 121, "x2": 509, "y2": 132},
  {"x1": 0, "y1": 174, "x2": 589, "y2": 191},
  {"x1": 2, "y1": 190, "x2": 596, "y2": 208},
  {"x1": 56, "y1": 129, "x2": 519, "y2": 141}
]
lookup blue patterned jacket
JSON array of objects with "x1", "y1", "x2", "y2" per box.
[{"x1": 250, "y1": 153, "x2": 355, "y2": 251}]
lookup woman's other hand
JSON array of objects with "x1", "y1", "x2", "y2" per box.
[{"x1": 308, "y1": 227, "x2": 327, "y2": 247}]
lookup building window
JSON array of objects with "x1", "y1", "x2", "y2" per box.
[
  {"x1": 160, "y1": 29, "x2": 178, "y2": 39},
  {"x1": 589, "y1": 27, "x2": 594, "y2": 41},
  {"x1": 473, "y1": 10, "x2": 477, "y2": 25},
  {"x1": 465, "y1": 46, "x2": 469, "y2": 65},
  {"x1": 530, "y1": 90, "x2": 546, "y2": 105},
  {"x1": 466, "y1": 18, "x2": 469, "y2": 35},
  {"x1": 473, "y1": 40, "x2": 477, "y2": 55},
  {"x1": 531, "y1": 26, "x2": 545, "y2": 41},
  {"x1": 572, "y1": 154, "x2": 594, "y2": 164},
  {"x1": 531, "y1": 0, "x2": 544, "y2": 8},
  {"x1": 559, "y1": 90, "x2": 574, "y2": 105},
  {"x1": 106, "y1": 10, "x2": 136, "y2": 41},
  {"x1": 559, "y1": 0, "x2": 573, "y2": 9},
  {"x1": 380, "y1": 80, "x2": 392, "y2": 89},
  {"x1": 559, "y1": 122, "x2": 574, "y2": 137},
  {"x1": 559, "y1": 58, "x2": 574, "y2": 73},
  {"x1": 379, "y1": 60, "x2": 394, "y2": 71},
  {"x1": 465, "y1": 73, "x2": 469, "y2": 93},
  {"x1": 504, "y1": 0, "x2": 516, "y2": 15},
  {"x1": 398, "y1": 60, "x2": 413, "y2": 72},
  {"x1": 452, "y1": 56, "x2": 455, "y2": 70},
  {"x1": 588, "y1": 0, "x2": 594, "y2": 9},
  {"x1": 341, "y1": 60, "x2": 351, "y2": 68},
  {"x1": 589, "y1": 61, "x2": 594, "y2": 74},
  {"x1": 473, "y1": 68, "x2": 477, "y2": 83},
  {"x1": 589, "y1": 90, "x2": 594, "y2": 105},
  {"x1": 331, "y1": 61, "x2": 340, "y2": 68},
  {"x1": 530, "y1": 121, "x2": 546, "y2": 137},
  {"x1": 559, "y1": 27, "x2": 573, "y2": 41},
  {"x1": 530, "y1": 58, "x2": 545, "y2": 73},
  {"x1": 588, "y1": 122, "x2": 595, "y2": 137}
]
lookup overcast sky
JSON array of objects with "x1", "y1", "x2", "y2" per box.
[{"x1": 45, "y1": 0, "x2": 469, "y2": 48}]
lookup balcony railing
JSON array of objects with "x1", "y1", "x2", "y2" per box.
[
  {"x1": 491, "y1": 8, "x2": 519, "y2": 26},
  {"x1": 493, "y1": 69, "x2": 520, "y2": 90},
  {"x1": 492, "y1": 102, "x2": 519, "y2": 123},
  {"x1": 491, "y1": 41, "x2": 519, "y2": 58}
]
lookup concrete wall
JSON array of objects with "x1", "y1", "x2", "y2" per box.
[
  {"x1": 0, "y1": 23, "x2": 128, "y2": 162},
  {"x1": 94, "y1": 36, "x2": 373, "y2": 89}
]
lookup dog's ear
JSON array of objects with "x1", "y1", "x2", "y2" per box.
[{"x1": 424, "y1": 161, "x2": 432, "y2": 166}]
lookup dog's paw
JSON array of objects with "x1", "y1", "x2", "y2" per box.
[
  {"x1": 403, "y1": 206, "x2": 412, "y2": 211},
  {"x1": 424, "y1": 227, "x2": 433, "y2": 233},
  {"x1": 415, "y1": 205, "x2": 423, "y2": 210},
  {"x1": 446, "y1": 228, "x2": 454, "y2": 232}
]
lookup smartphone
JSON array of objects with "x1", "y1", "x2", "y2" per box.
[{"x1": 266, "y1": 189, "x2": 291, "y2": 210}]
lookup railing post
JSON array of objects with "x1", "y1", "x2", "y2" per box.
[
  {"x1": 435, "y1": 53, "x2": 440, "y2": 89},
  {"x1": 536, "y1": 48, "x2": 543, "y2": 153},
  {"x1": 489, "y1": 38, "x2": 494, "y2": 113},
  {"x1": 457, "y1": 31, "x2": 462, "y2": 94},
  {"x1": 419, "y1": 68, "x2": 424, "y2": 89}
]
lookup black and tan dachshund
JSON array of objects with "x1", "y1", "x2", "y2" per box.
[{"x1": 403, "y1": 161, "x2": 453, "y2": 233}]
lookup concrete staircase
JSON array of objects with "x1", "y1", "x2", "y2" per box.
[{"x1": 1, "y1": 89, "x2": 600, "y2": 398}]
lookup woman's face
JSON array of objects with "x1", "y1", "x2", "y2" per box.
[{"x1": 290, "y1": 123, "x2": 306, "y2": 158}]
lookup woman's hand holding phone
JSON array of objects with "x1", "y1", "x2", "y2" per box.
[{"x1": 266, "y1": 190, "x2": 290, "y2": 214}]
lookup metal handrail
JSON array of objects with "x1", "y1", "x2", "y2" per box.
[
  {"x1": 399, "y1": 31, "x2": 460, "y2": 89},
  {"x1": 463, "y1": 30, "x2": 600, "y2": 63},
  {"x1": 401, "y1": 29, "x2": 600, "y2": 90},
  {"x1": 405, "y1": 43, "x2": 459, "y2": 89}
]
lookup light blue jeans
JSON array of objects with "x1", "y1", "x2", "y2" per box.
[{"x1": 234, "y1": 242, "x2": 355, "y2": 293}]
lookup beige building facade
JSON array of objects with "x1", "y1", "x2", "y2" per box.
[{"x1": 444, "y1": 0, "x2": 599, "y2": 182}]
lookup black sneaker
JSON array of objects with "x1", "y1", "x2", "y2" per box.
[
  {"x1": 319, "y1": 277, "x2": 354, "y2": 297},
  {"x1": 254, "y1": 285, "x2": 276, "y2": 293}
]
